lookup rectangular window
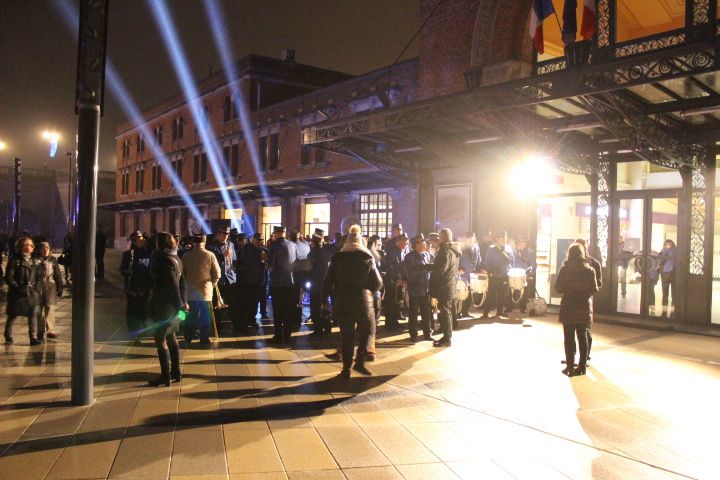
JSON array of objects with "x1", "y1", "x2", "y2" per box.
[
  {"x1": 172, "y1": 122, "x2": 177, "y2": 141},
  {"x1": 150, "y1": 210, "x2": 157, "y2": 233},
  {"x1": 133, "y1": 211, "x2": 142, "y2": 232},
  {"x1": 304, "y1": 202, "x2": 330, "y2": 236},
  {"x1": 359, "y1": 192, "x2": 392, "y2": 238},
  {"x1": 168, "y1": 209, "x2": 177, "y2": 233},
  {"x1": 315, "y1": 148, "x2": 327, "y2": 164},
  {"x1": 120, "y1": 213, "x2": 128, "y2": 237},
  {"x1": 180, "y1": 208, "x2": 188, "y2": 235},
  {"x1": 137, "y1": 135, "x2": 144, "y2": 153},
  {"x1": 262, "y1": 205, "x2": 282, "y2": 240},
  {"x1": 200, "y1": 153, "x2": 208, "y2": 182},
  {"x1": 152, "y1": 165, "x2": 162, "y2": 191},
  {"x1": 223, "y1": 145, "x2": 231, "y2": 173},
  {"x1": 258, "y1": 136, "x2": 268, "y2": 172},
  {"x1": 193, "y1": 154, "x2": 200, "y2": 183},
  {"x1": 300, "y1": 145, "x2": 311, "y2": 166},
  {"x1": 231, "y1": 143, "x2": 240, "y2": 177},
  {"x1": 268, "y1": 133, "x2": 279, "y2": 171}
]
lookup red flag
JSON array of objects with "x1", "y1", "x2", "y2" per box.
[
  {"x1": 530, "y1": 0, "x2": 556, "y2": 54},
  {"x1": 580, "y1": 0, "x2": 597, "y2": 40}
]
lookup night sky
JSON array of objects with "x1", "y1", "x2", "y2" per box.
[{"x1": 0, "y1": 0, "x2": 420, "y2": 171}]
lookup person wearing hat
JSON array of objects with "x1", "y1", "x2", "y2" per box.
[
  {"x1": 237, "y1": 232, "x2": 268, "y2": 329},
  {"x1": 308, "y1": 228, "x2": 335, "y2": 335},
  {"x1": 119, "y1": 231, "x2": 153, "y2": 336},
  {"x1": 36, "y1": 241, "x2": 64, "y2": 339},
  {"x1": 3, "y1": 236, "x2": 43, "y2": 345},
  {"x1": 208, "y1": 225, "x2": 239, "y2": 333},
  {"x1": 181, "y1": 234, "x2": 221, "y2": 345},
  {"x1": 382, "y1": 232, "x2": 409, "y2": 330},
  {"x1": 427, "y1": 232, "x2": 440, "y2": 256},
  {"x1": 481, "y1": 232, "x2": 515, "y2": 319},
  {"x1": 403, "y1": 234, "x2": 434, "y2": 342},
  {"x1": 268, "y1": 225, "x2": 298, "y2": 344}
]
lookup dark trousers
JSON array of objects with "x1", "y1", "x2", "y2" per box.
[
  {"x1": 271, "y1": 286, "x2": 296, "y2": 340},
  {"x1": 4, "y1": 306, "x2": 42, "y2": 340},
  {"x1": 126, "y1": 293, "x2": 149, "y2": 335},
  {"x1": 153, "y1": 321, "x2": 180, "y2": 378},
  {"x1": 95, "y1": 252, "x2": 105, "y2": 279},
  {"x1": 408, "y1": 295, "x2": 432, "y2": 337},
  {"x1": 437, "y1": 296, "x2": 454, "y2": 340},
  {"x1": 339, "y1": 316, "x2": 371, "y2": 369},
  {"x1": 219, "y1": 283, "x2": 242, "y2": 332},
  {"x1": 239, "y1": 283, "x2": 262, "y2": 327},
  {"x1": 310, "y1": 292, "x2": 330, "y2": 332},
  {"x1": 661, "y1": 272, "x2": 674, "y2": 308},
  {"x1": 484, "y1": 276, "x2": 509, "y2": 316},
  {"x1": 382, "y1": 283, "x2": 402, "y2": 326},
  {"x1": 260, "y1": 284, "x2": 268, "y2": 317},
  {"x1": 186, "y1": 300, "x2": 214, "y2": 342},
  {"x1": 563, "y1": 323, "x2": 589, "y2": 367}
]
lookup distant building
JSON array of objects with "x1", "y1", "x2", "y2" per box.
[{"x1": 102, "y1": 53, "x2": 419, "y2": 250}]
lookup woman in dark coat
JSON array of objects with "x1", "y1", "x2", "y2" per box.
[
  {"x1": 147, "y1": 232, "x2": 187, "y2": 387},
  {"x1": 323, "y1": 225, "x2": 383, "y2": 378},
  {"x1": 554, "y1": 243, "x2": 598, "y2": 376},
  {"x1": 4, "y1": 236, "x2": 43, "y2": 345}
]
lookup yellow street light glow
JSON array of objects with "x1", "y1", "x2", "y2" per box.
[
  {"x1": 42, "y1": 130, "x2": 61, "y2": 142},
  {"x1": 0, "y1": 140, "x2": 6, "y2": 150},
  {"x1": 508, "y1": 154, "x2": 554, "y2": 198}
]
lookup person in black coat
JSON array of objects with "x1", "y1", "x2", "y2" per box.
[
  {"x1": 95, "y1": 225, "x2": 107, "y2": 280},
  {"x1": 429, "y1": 228, "x2": 461, "y2": 347},
  {"x1": 308, "y1": 229, "x2": 334, "y2": 336},
  {"x1": 554, "y1": 243, "x2": 598, "y2": 377},
  {"x1": 119, "y1": 231, "x2": 153, "y2": 337},
  {"x1": 323, "y1": 225, "x2": 383, "y2": 378},
  {"x1": 237, "y1": 233, "x2": 267, "y2": 329},
  {"x1": 4, "y1": 236, "x2": 44, "y2": 345},
  {"x1": 147, "y1": 232, "x2": 187, "y2": 387},
  {"x1": 575, "y1": 238, "x2": 602, "y2": 364}
]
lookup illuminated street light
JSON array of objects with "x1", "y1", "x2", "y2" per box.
[
  {"x1": 42, "y1": 130, "x2": 61, "y2": 157},
  {"x1": 0, "y1": 140, "x2": 7, "y2": 150},
  {"x1": 508, "y1": 154, "x2": 554, "y2": 198}
]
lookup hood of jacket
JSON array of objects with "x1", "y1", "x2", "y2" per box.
[{"x1": 445, "y1": 242, "x2": 462, "y2": 258}]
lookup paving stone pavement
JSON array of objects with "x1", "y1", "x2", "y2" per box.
[{"x1": 0, "y1": 250, "x2": 719, "y2": 479}]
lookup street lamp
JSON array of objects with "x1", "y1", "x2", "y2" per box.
[{"x1": 42, "y1": 130, "x2": 61, "y2": 158}]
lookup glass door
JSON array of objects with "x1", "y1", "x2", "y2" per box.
[{"x1": 613, "y1": 194, "x2": 679, "y2": 317}]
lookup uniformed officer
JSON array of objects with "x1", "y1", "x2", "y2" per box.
[
  {"x1": 383, "y1": 232, "x2": 409, "y2": 330},
  {"x1": 403, "y1": 234, "x2": 434, "y2": 342}
]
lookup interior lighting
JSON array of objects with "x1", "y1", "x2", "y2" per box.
[
  {"x1": 0, "y1": 140, "x2": 7, "y2": 151},
  {"x1": 464, "y1": 136, "x2": 500, "y2": 144},
  {"x1": 556, "y1": 122, "x2": 603, "y2": 132},
  {"x1": 507, "y1": 154, "x2": 554, "y2": 198}
]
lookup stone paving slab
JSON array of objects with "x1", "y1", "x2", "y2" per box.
[{"x1": 1, "y1": 250, "x2": 719, "y2": 479}]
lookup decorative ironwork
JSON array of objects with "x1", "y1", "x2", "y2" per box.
[
  {"x1": 585, "y1": 47, "x2": 715, "y2": 90},
  {"x1": 693, "y1": 0, "x2": 711, "y2": 25},
  {"x1": 614, "y1": 33, "x2": 685, "y2": 58},
  {"x1": 536, "y1": 58, "x2": 568, "y2": 75},
  {"x1": 314, "y1": 119, "x2": 369, "y2": 141},
  {"x1": 689, "y1": 165, "x2": 707, "y2": 275},
  {"x1": 322, "y1": 140, "x2": 419, "y2": 183},
  {"x1": 597, "y1": 0, "x2": 611, "y2": 47},
  {"x1": 596, "y1": 157, "x2": 611, "y2": 267},
  {"x1": 515, "y1": 81, "x2": 553, "y2": 100}
]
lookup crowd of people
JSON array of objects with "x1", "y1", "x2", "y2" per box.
[{"x1": 1, "y1": 220, "x2": 616, "y2": 383}]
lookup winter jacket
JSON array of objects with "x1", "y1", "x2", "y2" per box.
[
  {"x1": 38, "y1": 255, "x2": 64, "y2": 306},
  {"x1": 554, "y1": 258, "x2": 598, "y2": 326},
  {"x1": 429, "y1": 242, "x2": 462, "y2": 301},
  {"x1": 181, "y1": 245, "x2": 221, "y2": 302},
  {"x1": 586, "y1": 255, "x2": 603, "y2": 289},
  {"x1": 237, "y1": 243, "x2": 267, "y2": 286},
  {"x1": 458, "y1": 244, "x2": 481, "y2": 281},
  {"x1": 119, "y1": 247, "x2": 152, "y2": 296},
  {"x1": 323, "y1": 245, "x2": 383, "y2": 324},
  {"x1": 514, "y1": 247, "x2": 537, "y2": 276},
  {"x1": 148, "y1": 250, "x2": 187, "y2": 322},
  {"x1": 268, "y1": 238, "x2": 297, "y2": 287},
  {"x1": 383, "y1": 243, "x2": 408, "y2": 281},
  {"x1": 403, "y1": 250, "x2": 434, "y2": 297},
  {"x1": 4, "y1": 254, "x2": 43, "y2": 317},
  {"x1": 308, "y1": 244, "x2": 334, "y2": 287},
  {"x1": 483, "y1": 243, "x2": 514, "y2": 277},
  {"x1": 207, "y1": 239, "x2": 237, "y2": 286}
]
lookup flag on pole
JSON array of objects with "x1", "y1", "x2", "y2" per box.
[
  {"x1": 530, "y1": 0, "x2": 556, "y2": 54},
  {"x1": 562, "y1": 0, "x2": 578, "y2": 45},
  {"x1": 580, "y1": 0, "x2": 597, "y2": 40}
]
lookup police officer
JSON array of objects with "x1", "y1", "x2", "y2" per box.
[
  {"x1": 237, "y1": 233, "x2": 267, "y2": 329},
  {"x1": 268, "y1": 226, "x2": 297, "y2": 344},
  {"x1": 403, "y1": 234, "x2": 434, "y2": 342},
  {"x1": 383, "y1": 231, "x2": 409, "y2": 330},
  {"x1": 458, "y1": 232, "x2": 481, "y2": 318},
  {"x1": 119, "y1": 231, "x2": 153, "y2": 337},
  {"x1": 207, "y1": 226, "x2": 239, "y2": 333},
  {"x1": 308, "y1": 228, "x2": 334, "y2": 336},
  {"x1": 481, "y1": 232, "x2": 514, "y2": 319}
]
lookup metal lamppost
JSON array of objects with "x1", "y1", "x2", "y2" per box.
[{"x1": 65, "y1": 151, "x2": 74, "y2": 233}]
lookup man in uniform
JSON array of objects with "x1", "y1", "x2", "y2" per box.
[
  {"x1": 458, "y1": 232, "x2": 481, "y2": 318},
  {"x1": 403, "y1": 234, "x2": 434, "y2": 342},
  {"x1": 308, "y1": 228, "x2": 335, "y2": 335},
  {"x1": 429, "y1": 228, "x2": 461, "y2": 347},
  {"x1": 268, "y1": 226, "x2": 297, "y2": 344},
  {"x1": 481, "y1": 232, "x2": 514, "y2": 319},
  {"x1": 207, "y1": 226, "x2": 239, "y2": 333},
  {"x1": 119, "y1": 231, "x2": 152, "y2": 337},
  {"x1": 383, "y1": 232, "x2": 409, "y2": 330},
  {"x1": 237, "y1": 233, "x2": 267, "y2": 330}
]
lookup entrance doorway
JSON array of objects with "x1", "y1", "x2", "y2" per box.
[{"x1": 613, "y1": 193, "x2": 679, "y2": 318}]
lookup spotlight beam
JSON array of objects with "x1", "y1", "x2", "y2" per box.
[
  {"x1": 203, "y1": 0, "x2": 270, "y2": 207},
  {"x1": 147, "y1": 0, "x2": 242, "y2": 230},
  {"x1": 55, "y1": 0, "x2": 209, "y2": 233}
]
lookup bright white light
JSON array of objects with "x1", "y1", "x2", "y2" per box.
[
  {"x1": 0, "y1": 140, "x2": 6, "y2": 151},
  {"x1": 305, "y1": 282, "x2": 311, "y2": 290},
  {"x1": 42, "y1": 131, "x2": 60, "y2": 157},
  {"x1": 508, "y1": 154, "x2": 554, "y2": 198}
]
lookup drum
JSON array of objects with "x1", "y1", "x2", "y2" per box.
[
  {"x1": 470, "y1": 273, "x2": 489, "y2": 294},
  {"x1": 456, "y1": 279, "x2": 469, "y2": 301},
  {"x1": 507, "y1": 268, "x2": 527, "y2": 291}
]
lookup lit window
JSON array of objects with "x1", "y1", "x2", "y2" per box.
[{"x1": 359, "y1": 192, "x2": 393, "y2": 238}]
